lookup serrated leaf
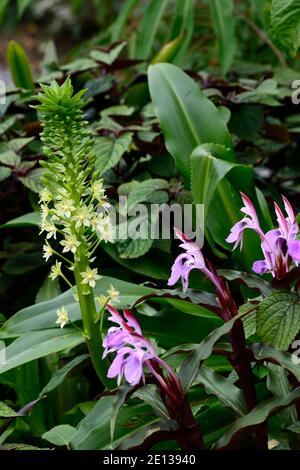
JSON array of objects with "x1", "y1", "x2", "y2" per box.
[
  {"x1": 94, "y1": 132, "x2": 133, "y2": 175},
  {"x1": 267, "y1": 0, "x2": 300, "y2": 56},
  {"x1": 126, "y1": 178, "x2": 168, "y2": 211},
  {"x1": 117, "y1": 237, "x2": 153, "y2": 259},
  {"x1": 257, "y1": 290, "x2": 300, "y2": 350},
  {"x1": 42, "y1": 425, "x2": 77, "y2": 447}
]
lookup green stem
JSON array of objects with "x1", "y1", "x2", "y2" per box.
[{"x1": 74, "y1": 253, "x2": 114, "y2": 390}]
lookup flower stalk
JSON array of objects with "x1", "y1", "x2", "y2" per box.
[{"x1": 36, "y1": 78, "x2": 114, "y2": 388}]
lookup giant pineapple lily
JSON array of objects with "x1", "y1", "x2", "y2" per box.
[{"x1": 35, "y1": 78, "x2": 114, "y2": 387}]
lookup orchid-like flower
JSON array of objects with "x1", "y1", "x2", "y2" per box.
[
  {"x1": 103, "y1": 305, "x2": 182, "y2": 398},
  {"x1": 168, "y1": 229, "x2": 234, "y2": 318},
  {"x1": 226, "y1": 193, "x2": 300, "y2": 279}
]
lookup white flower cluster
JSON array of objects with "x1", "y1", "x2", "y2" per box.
[{"x1": 39, "y1": 176, "x2": 114, "y2": 289}]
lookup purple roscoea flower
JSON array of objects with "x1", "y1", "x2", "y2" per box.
[
  {"x1": 226, "y1": 193, "x2": 300, "y2": 279},
  {"x1": 168, "y1": 229, "x2": 223, "y2": 293},
  {"x1": 168, "y1": 229, "x2": 235, "y2": 319},
  {"x1": 103, "y1": 305, "x2": 182, "y2": 394}
]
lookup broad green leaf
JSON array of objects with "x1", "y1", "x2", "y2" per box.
[
  {"x1": 195, "y1": 366, "x2": 247, "y2": 415},
  {"x1": 148, "y1": 63, "x2": 232, "y2": 187},
  {"x1": 7, "y1": 137, "x2": 34, "y2": 152},
  {"x1": 0, "y1": 329, "x2": 84, "y2": 374},
  {"x1": 120, "y1": 178, "x2": 169, "y2": 212},
  {"x1": 1, "y1": 211, "x2": 40, "y2": 229},
  {"x1": 257, "y1": 290, "x2": 300, "y2": 350},
  {"x1": 178, "y1": 311, "x2": 245, "y2": 391},
  {"x1": 39, "y1": 354, "x2": 89, "y2": 398},
  {"x1": 0, "y1": 167, "x2": 11, "y2": 181},
  {"x1": 0, "y1": 0, "x2": 9, "y2": 26},
  {"x1": 215, "y1": 387, "x2": 300, "y2": 449},
  {"x1": 94, "y1": 133, "x2": 133, "y2": 175},
  {"x1": 6, "y1": 41, "x2": 34, "y2": 91},
  {"x1": 110, "y1": 385, "x2": 133, "y2": 441},
  {"x1": 250, "y1": 343, "x2": 300, "y2": 382},
  {"x1": 42, "y1": 425, "x2": 77, "y2": 447},
  {"x1": 71, "y1": 396, "x2": 159, "y2": 450},
  {"x1": 0, "y1": 150, "x2": 20, "y2": 167},
  {"x1": 0, "y1": 277, "x2": 153, "y2": 337},
  {"x1": 266, "y1": 0, "x2": 300, "y2": 56},
  {"x1": 35, "y1": 274, "x2": 61, "y2": 304},
  {"x1": 102, "y1": 243, "x2": 171, "y2": 279},
  {"x1": 132, "y1": 384, "x2": 170, "y2": 419},
  {"x1": 210, "y1": 0, "x2": 236, "y2": 75},
  {"x1": 136, "y1": 0, "x2": 168, "y2": 60},
  {"x1": 218, "y1": 269, "x2": 272, "y2": 296}
]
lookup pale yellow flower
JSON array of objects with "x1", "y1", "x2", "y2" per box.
[
  {"x1": 49, "y1": 261, "x2": 62, "y2": 281},
  {"x1": 39, "y1": 188, "x2": 53, "y2": 203},
  {"x1": 107, "y1": 284, "x2": 120, "y2": 302},
  {"x1": 55, "y1": 307, "x2": 69, "y2": 328},
  {"x1": 43, "y1": 243, "x2": 53, "y2": 261},
  {"x1": 60, "y1": 234, "x2": 80, "y2": 254},
  {"x1": 80, "y1": 266, "x2": 101, "y2": 288}
]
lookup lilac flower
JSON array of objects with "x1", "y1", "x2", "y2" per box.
[
  {"x1": 103, "y1": 306, "x2": 182, "y2": 394},
  {"x1": 226, "y1": 193, "x2": 300, "y2": 279},
  {"x1": 168, "y1": 229, "x2": 234, "y2": 319}
]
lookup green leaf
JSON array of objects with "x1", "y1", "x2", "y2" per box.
[
  {"x1": 267, "y1": 0, "x2": 300, "y2": 56},
  {"x1": 210, "y1": 0, "x2": 236, "y2": 75},
  {"x1": 17, "y1": 0, "x2": 32, "y2": 17},
  {"x1": 39, "y1": 354, "x2": 89, "y2": 398},
  {"x1": 230, "y1": 105, "x2": 263, "y2": 140},
  {"x1": 94, "y1": 132, "x2": 133, "y2": 175},
  {"x1": 267, "y1": 363, "x2": 297, "y2": 426},
  {"x1": 136, "y1": 0, "x2": 168, "y2": 60},
  {"x1": 116, "y1": 237, "x2": 153, "y2": 259},
  {"x1": 215, "y1": 387, "x2": 300, "y2": 449},
  {"x1": 89, "y1": 42, "x2": 126, "y2": 65},
  {"x1": 0, "y1": 117, "x2": 16, "y2": 136},
  {"x1": 0, "y1": 150, "x2": 20, "y2": 167},
  {"x1": 110, "y1": 385, "x2": 133, "y2": 441},
  {"x1": 0, "y1": 329, "x2": 84, "y2": 374},
  {"x1": 71, "y1": 396, "x2": 159, "y2": 450},
  {"x1": 18, "y1": 168, "x2": 45, "y2": 193},
  {"x1": 1, "y1": 211, "x2": 40, "y2": 229},
  {"x1": 61, "y1": 58, "x2": 98, "y2": 73},
  {"x1": 0, "y1": 167, "x2": 11, "y2": 181},
  {"x1": 35, "y1": 274, "x2": 61, "y2": 304},
  {"x1": 0, "y1": 276, "x2": 154, "y2": 337},
  {"x1": 257, "y1": 290, "x2": 300, "y2": 350},
  {"x1": 250, "y1": 343, "x2": 300, "y2": 382},
  {"x1": 42, "y1": 425, "x2": 77, "y2": 447},
  {"x1": 218, "y1": 269, "x2": 272, "y2": 296},
  {"x1": 178, "y1": 311, "x2": 246, "y2": 391},
  {"x1": 132, "y1": 384, "x2": 170, "y2": 419},
  {"x1": 148, "y1": 63, "x2": 232, "y2": 187},
  {"x1": 195, "y1": 366, "x2": 247, "y2": 415},
  {"x1": 0, "y1": 402, "x2": 18, "y2": 418},
  {"x1": 111, "y1": 0, "x2": 139, "y2": 41},
  {"x1": 6, "y1": 41, "x2": 34, "y2": 91}
]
